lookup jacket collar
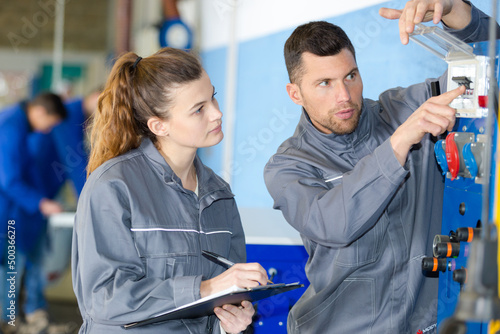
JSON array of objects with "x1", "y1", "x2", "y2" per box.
[{"x1": 138, "y1": 138, "x2": 232, "y2": 198}]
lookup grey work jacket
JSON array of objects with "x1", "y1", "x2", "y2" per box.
[
  {"x1": 264, "y1": 5, "x2": 494, "y2": 333},
  {"x1": 72, "y1": 138, "x2": 245, "y2": 333}
]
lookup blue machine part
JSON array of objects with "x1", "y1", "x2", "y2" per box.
[
  {"x1": 159, "y1": 18, "x2": 193, "y2": 50},
  {"x1": 435, "y1": 140, "x2": 449, "y2": 175},
  {"x1": 245, "y1": 244, "x2": 309, "y2": 333},
  {"x1": 463, "y1": 142, "x2": 478, "y2": 178}
]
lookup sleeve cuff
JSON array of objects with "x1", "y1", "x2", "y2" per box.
[
  {"x1": 442, "y1": 1, "x2": 479, "y2": 40},
  {"x1": 374, "y1": 139, "x2": 409, "y2": 185},
  {"x1": 172, "y1": 275, "x2": 203, "y2": 308}
]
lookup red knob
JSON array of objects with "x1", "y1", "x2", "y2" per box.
[{"x1": 445, "y1": 133, "x2": 459, "y2": 180}]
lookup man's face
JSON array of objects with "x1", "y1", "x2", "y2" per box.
[
  {"x1": 287, "y1": 49, "x2": 363, "y2": 135},
  {"x1": 29, "y1": 106, "x2": 62, "y2": 133}
]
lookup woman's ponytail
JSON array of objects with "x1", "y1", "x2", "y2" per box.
[
  {"x1": 86, "y1": 48, "x2": 203, "y2": 176},
  {"x1": 87, "y1": 53, "x2": 143, "y2": 175}
]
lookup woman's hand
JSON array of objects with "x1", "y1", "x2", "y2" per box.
[
  {"x1": 216, "y1": 300, "x2": 255, "y2": 334},
  {"x1": 200, "y1": 263, "x2": 269, "y2": 298}
]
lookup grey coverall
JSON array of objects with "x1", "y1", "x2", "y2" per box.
[
  {"x1": 264, "y1": 4, "x2": 495, "y2": 333},
  {"x1": 72, "y1": 138, "x2": 245, "y2": 333}
]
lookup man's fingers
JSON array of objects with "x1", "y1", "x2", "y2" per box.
[
  {"x1": 433, "y1": 3, "x2": 444, "y2": 24},
  {"x1": 379, "y1": 7, "x2": 402, "y2": 20},
  {"x1": 399, "y1": 11, "x2": 409, "y2": 44},
  {"x1": 414, "y1": 2, "x2": 428, "y2": 24},
  {"x1": 434, "y1": 85, "x2": 466, "y2": 104},
  {"x1": 405, "y1": 7, "x2": 416, "y2": 33}
]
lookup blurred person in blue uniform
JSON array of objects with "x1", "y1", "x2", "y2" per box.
[
  {"x1": 0, "y1": 92, "x2": 67, "y2": 334},
  {"x1": 50, "y1": 90, "x2": 100, "y2": 196}
]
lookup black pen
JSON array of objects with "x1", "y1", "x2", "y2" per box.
[
  {"x1": 202, "y1": 250, "x2": 235, "y2": 269},
  {"x1": 201, "y1": 250, "x2": 274, "y2": 284}
]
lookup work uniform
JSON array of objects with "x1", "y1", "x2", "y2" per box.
[
  {"x1": 72, "y1": 138, "x2": 246, "y2": 333},
  {"x1": 0, "y1": 103, "x2": 49, "y2": 321},
  {"x1": 0, "y1": 103, "x2": 47, "y2": 257},
  {"x1": 264, "y1": 5, "x2": 495, "y2": 333},
  {"x1": 51, "y1": 97, "x2": 89, "y2": 195}
]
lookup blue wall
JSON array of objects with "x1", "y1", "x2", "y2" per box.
[{"x1": 199, "y1": 0, "x2": 496, "y2": 209}]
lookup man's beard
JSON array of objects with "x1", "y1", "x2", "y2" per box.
[{"x1": 324, "y1": 100, "x2": 363, "y2": 135}]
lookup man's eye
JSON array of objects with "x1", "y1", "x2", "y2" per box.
[{"x1": 319, "y1": 81, "x2": 329, "y2": 86}]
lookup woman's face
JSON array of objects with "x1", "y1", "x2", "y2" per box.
[{"x1": 164, "y1": 71, "x2": 223, "y2": 150}]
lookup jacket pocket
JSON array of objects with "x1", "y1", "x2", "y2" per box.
[
  {"x1": 333, "y1": 212, "x2": 387, "y2": 267},
  {"x1": 294, "y1": 278, "x2": 375, "y2": 333},
  {"x1": 132, "y1": 229, "x2": 197, "y2": 279}
]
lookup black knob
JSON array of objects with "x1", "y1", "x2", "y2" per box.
[
  {"x1": 422, "y1": 257, "x2": 447, "y2": 272},
  {"x1": 434, "y1": 242, "x2": 460, "y2": 258},
  {"x1": 453, "y1": 268, "x2": 467, "y2": 284},
  {"x1": 455, "y1": 227, "x2": 481, "y2": 242}
]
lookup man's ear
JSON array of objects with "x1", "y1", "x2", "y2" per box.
[
  {"x1": 286, "y1": 82, "x2": 304, "y2": 106},
  {"x1": 147, "y1": 117, "x2": 169, "y2": 137}
]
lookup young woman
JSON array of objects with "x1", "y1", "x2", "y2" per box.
[{"x1": 72, "y1": 48, "x2": 268, "y2": 334}]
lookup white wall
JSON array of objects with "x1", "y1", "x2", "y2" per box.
[{"x1": 200, "y1": 0, "x2": 388, "y2": 51}]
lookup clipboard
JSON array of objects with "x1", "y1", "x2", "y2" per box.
[{"x1": 123, "y1": 282, "x2": 304, "y2": 329}]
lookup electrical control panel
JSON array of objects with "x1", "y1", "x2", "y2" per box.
[
  {"x1": 410, "y1": 25, "x2": 498, "y2": 332},
  {"x1": 448, "y1": 56, "x2": 489, "y2": 118}
]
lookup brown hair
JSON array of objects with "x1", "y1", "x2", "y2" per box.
[
  {"x1": 29, "y1": 92, "x2": 67, "y2": 119},
  {"x1": 86, "y1": 47, "x2": 203, "y2": 176},
  {"x1": 284, "y1": 21, "x2": 356, "y2": 84}
]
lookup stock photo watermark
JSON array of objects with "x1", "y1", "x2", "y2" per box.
[
  {"x1": 7, "y1": 0, "x2": 72, "y2": 53},
  {"x1": 350, "y1": 0, "x2": 407, "y2": 51},
  {"x1": 218, "y1": 106, "x2": 298, "y2": 181},
  {"x1": 5, "y1": 220, "x2": 17, "y2": 327},
  {"x1": 51, "y1": 141, "x2": 87, "y2": 183}
]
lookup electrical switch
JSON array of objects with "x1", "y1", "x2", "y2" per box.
[{"x1": 478, "y1": 95, "x2": 488, "y2": 108}]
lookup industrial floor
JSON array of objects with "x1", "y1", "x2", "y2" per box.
[{"x1": 47, "y1": 300, "x2": 82, "y2": 334}]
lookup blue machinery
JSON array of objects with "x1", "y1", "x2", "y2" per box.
[
  {"x1": 246, "y1": 19, "x2": 500, "y2": 334},
  {"x1": 410, "y1": 14, "x2": 500, "y2": 334}
]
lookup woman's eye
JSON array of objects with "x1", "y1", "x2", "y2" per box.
[{"x1": 319, "y1": 81, "x2": 329, "y2": 87}]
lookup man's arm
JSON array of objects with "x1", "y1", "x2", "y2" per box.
[
  {"x1": 379, "y1": 0, "x2": 472, "y2": 45},
  {"x1": 264, "y1": 137, "x2": 408, "y2": 247}
]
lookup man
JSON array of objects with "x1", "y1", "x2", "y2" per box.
[
  {"x1": 264, "y1": 0, "x2": 498, "y2": 333},
  {"x1": 50, "y1": 90, "x2": 100, "y2": 195},
  {"x1": 0, "y1": 92, "x2": 66, "y2": 333}
]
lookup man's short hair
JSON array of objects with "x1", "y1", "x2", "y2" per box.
[
  {"x1": 29, "y1": 92, "x2": 67, "y2": 119},
  {"x1": 284, "y1": 21, "x2": 356, "y2": 84}
]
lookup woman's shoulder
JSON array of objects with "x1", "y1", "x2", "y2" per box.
[{"x1": 87, "y1": 147, "x2": 146, "y2": 184}]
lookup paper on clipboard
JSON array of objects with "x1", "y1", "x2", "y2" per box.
[{"x1": 123, "y1": 282, "x2": 304, "y2": 329}]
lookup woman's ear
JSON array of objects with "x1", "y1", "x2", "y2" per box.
[{"x1": 147, "y1": 117, "x2": 169, "y2": 137}]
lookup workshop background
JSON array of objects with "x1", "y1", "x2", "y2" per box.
[{"x1": 0, "y1": 0, "x2": 497, "y2": 332}]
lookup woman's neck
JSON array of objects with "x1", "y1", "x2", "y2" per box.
[{"x1": 157, "y1": 141, "x2": 197, "y2": 192}]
